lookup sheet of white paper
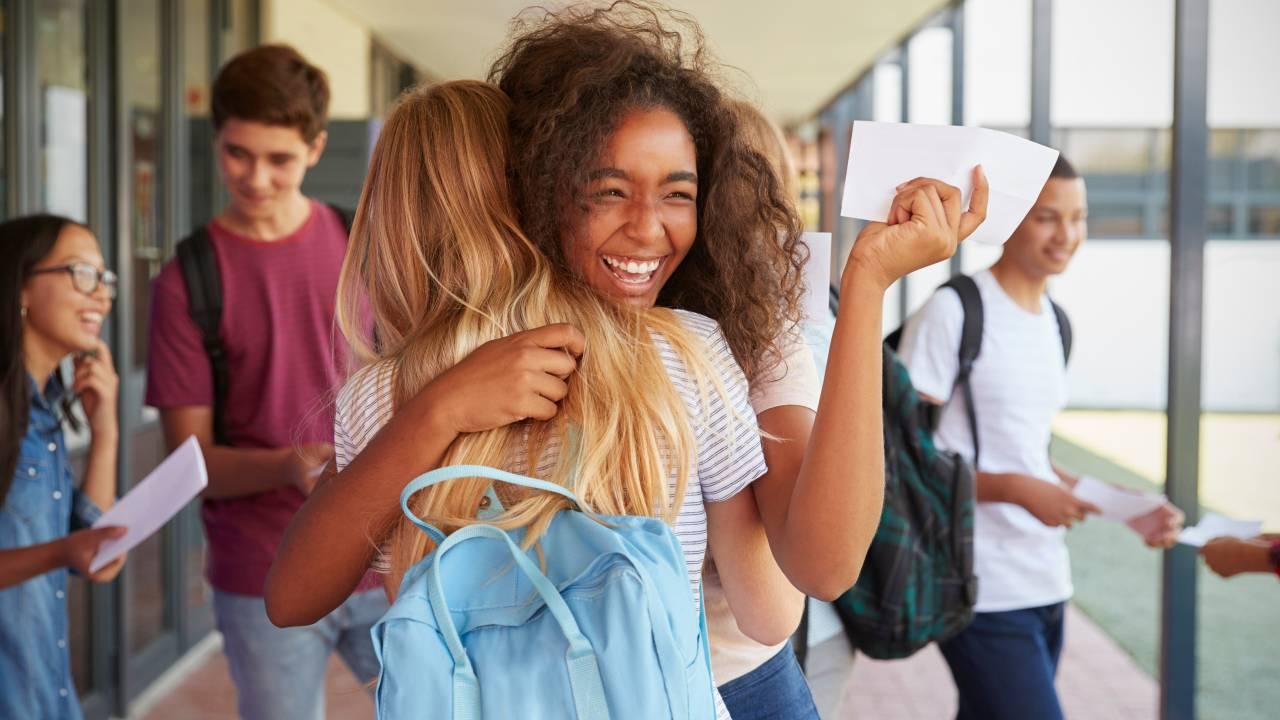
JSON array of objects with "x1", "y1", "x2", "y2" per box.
[
  {"x1": 840, "y1": 121, "x2": 1061, "y2": 245},
  {"x1": 1072, "y1": 475, "x2": 1166, "y2": 522},
  {"x1": 90, "y1": 435, "x2": 208, "y2": 572},
  {"x1": 1177, "y1": 512, "x2": 1264, "y2": 548},
  {"x1": 800, "y1": 232, "x2": 833, "y2": 323}
]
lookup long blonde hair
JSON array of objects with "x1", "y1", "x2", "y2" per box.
[{"x1": 337, "y1": 80, "x2": 723, "y2": 581}]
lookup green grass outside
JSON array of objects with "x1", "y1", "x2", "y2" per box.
[{"x1": 1052, "y1": 434, "x2": 1279, "y2": 720}]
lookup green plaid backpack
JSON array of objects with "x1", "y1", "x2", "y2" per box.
[
  {"x1": 830, "y1": 274, "x2": 1073, "y2": 660},
  {"x1": 829, "y1": 277, "x2": 985, "y2": 660}
]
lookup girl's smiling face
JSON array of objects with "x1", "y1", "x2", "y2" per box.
[{"x1": 563, "y1": 107, "x2": 698, "y2": 307}]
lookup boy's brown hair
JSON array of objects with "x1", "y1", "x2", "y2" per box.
[{"x1": 212, "y1": 44, "x2": 330, "y2": 142}]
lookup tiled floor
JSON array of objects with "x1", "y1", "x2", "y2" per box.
[
  {"x1": 809, "y1": 604, "x2": 1158, "y2": 719},
  {"x1": 138, "y1": 650, "x2": 374, "y2": 719},
  {"x1": 137, "y1": 603, "x2": 1154, "y2": 719}
]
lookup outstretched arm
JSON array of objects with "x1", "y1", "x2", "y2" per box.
[{"x1": 752, "y1": 169, "x2": 989, "y2": 600}]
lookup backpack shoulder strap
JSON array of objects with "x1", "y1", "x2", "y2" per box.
[
  {"x1": 175, "y1": 227, "x2": 230, "y2": 446},
  {"x1": 1049, "y1": 298, "x2": 1072, "y2": 364},
  {"x1": 940, "y1": 274, "x2": 984, "y2": 467}
]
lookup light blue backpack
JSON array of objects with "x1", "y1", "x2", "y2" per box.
[{"x1": 371, "y1": 464, "x2": 717, "y2": 719}]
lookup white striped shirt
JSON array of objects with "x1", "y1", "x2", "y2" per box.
[{"x1": 332, "y1": 309, "x2": 767, "y2": 610}]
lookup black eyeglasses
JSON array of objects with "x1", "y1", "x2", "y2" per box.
[{"x1": 29, "y1": 262, "x2": 118, "y2": 299}]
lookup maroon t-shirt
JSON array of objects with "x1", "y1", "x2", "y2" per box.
[{"x1": 147, "y1": 200, "x2": 374, "y2": 596}]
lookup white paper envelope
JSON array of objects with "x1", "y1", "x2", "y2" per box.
[
  {"x1": 840, "y1": 121, "x2": 1060, "y2": 245},
  {"x1": 1072, "y1": 475, "x2": 1166, "y2": 522},
  {"x1": 90, "y1": 435, "x2": 208, "y2": 572},
  {"x1": 800, "y1": 231, "x2": 833, "y2": 323},
  {"x1": 1177, "y1": 511, "x2": 1263, "y2": 548}
]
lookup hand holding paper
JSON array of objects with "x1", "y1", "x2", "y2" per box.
[
  {"x1": 841, "y1": 121, "x2": 1059, "y2": 245},
  {"x1": 1178, "y1": 512, "x2": 1263, "y2": 548},
  {"x1": 1072, "y1": 476, "x2": 1166, "y2": 522},
  {"x1": 90, "y1": 435, "x2": 208, "y2": 573}
]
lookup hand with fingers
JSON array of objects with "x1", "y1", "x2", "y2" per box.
[
  {"x1": 1126, "y1": 502, "x2": 1185, "y2": 549},
  {"x1": 845, "y1": 166, "x2": 990, "y2": 292},
  {"x1": 415, "y1": 323, "x2": 587, "y2": 436},
  {"x1": 1010, "y1": 474, "x2": 1101, "y2": 529},
  {"x1": 62, "y1": 526, "x2": 128, "y2": 582},
  {"x1": 74, "y1": 339, "x2": 119, "y2": 441}
]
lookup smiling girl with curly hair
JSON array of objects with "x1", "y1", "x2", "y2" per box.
[{"x1": 489, "y1": 2, "x2": 989, "y2": 716}]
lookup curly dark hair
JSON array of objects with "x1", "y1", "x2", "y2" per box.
[{"x1": 489, "y1": 1, "x2": 806, "y2": 384}]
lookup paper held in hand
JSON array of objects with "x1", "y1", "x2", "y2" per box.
[
  {"x1": 1177, "y1": 512, "x2": 1263, "y2": 548},
  {"x1": 840, "y1": 121, "x2": 1060, "y2": 245},
  {"x1": 1072, "y1": 475, "x2": 1166, "y2": 522},
  {"x1": 90, "y1": 435, "x2": 208, "y2": 572}
]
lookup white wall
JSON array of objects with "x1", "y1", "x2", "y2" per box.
[
  {"x1": 262, "y1": 0, "x2": 371, "y2": 119},
  {"x1": 966, "y1": 0, "x2": 1280, "y2": 129},
  {"x1": 943, "y1": 240, "x2": 1280, "y2": 412},
  {"x1": 1208, "y1": 0, "x2": 1280, "y2": 127}
]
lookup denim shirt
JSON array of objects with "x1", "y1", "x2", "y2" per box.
[{"x1": 0, "y1": 373, "x2": 103, "y2": 720}]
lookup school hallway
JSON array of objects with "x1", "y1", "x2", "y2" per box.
[{"x1": 131, "y1": 600, "x2": 1155, "y2": 719}]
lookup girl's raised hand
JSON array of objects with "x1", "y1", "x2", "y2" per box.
[
  {"x1": 418, "y1": 323, "x2": 587, "y2": 435},
  {"x1": 845, "y1": 166, "x2": 988, "y2": 292}
]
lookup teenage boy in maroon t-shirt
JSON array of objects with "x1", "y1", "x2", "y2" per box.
[{"x1": 146, "y1": 45, "x2": 384, "y2": 720}]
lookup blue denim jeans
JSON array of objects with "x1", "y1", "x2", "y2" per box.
[
  {"x1": 939, "y1": 602, "x2": 1067, "y2": 720},
  {"x1": 213, "y1": 589, "x2": 388, "y2": 720},
  {"x1": 717, "y1": 645, "x2": 820, "y2": 720}
]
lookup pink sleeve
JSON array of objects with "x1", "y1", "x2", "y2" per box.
[
  {"x1": 144, "y1": 261, "x2": 214, "y2": 408},
  {"x1": 748, "y1": 331, "x2": 821, "y2": 414}
]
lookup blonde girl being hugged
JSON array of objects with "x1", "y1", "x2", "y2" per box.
[{"x1": 266, "y1": 81, "x2": 800, "y2": 717}]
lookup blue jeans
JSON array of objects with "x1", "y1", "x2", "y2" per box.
[
  {"x1": 718, "y1": 646, "x2": 820, "y2": 720},
  {"x1": 939, "y1": 602, "x2": 1067, "y2": 720},
  {"x1": 213, "y1": 589, "x2": 388, "y2": 720}
]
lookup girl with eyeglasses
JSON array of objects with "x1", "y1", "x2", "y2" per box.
[{"x1": 0, "y1": 214, "x2": 125, "y2": 720}]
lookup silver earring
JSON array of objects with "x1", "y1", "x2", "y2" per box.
[{"x1": 20, "y1": 306, "x2": 27, "y2": 319}]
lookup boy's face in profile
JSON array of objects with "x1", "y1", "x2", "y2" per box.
[
  {"x1": 1005, "y1": 176, "x2": 1088, "y2": 278},
  {"x1": 215, "y1": 118, "x2": 326, "y2": 220}
]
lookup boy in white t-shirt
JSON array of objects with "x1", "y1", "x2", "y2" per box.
[{"x1": 897, "y1": 156, "x2": 1183, "y2": 720}]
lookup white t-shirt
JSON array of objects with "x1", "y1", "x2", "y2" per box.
[
  {"x1": 706, "y1": 329, "x2": 822, "y2": 685},
  {"x1": 332, "y1": 309, "x2": 767, "y2": 631},
  {"x1": 897, "y1": 269, "x2": 1072, "y2": 613}
]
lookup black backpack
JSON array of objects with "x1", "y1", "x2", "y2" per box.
[
  {"x1": 829, "y1": 274, "x2": 1071, "y2": 660},
  {"x1": 175, "y1": 203, "x2": 353, "y2": 446}
]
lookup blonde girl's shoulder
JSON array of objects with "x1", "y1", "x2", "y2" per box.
[
  {"x1": 334, "y1": 359, "x2": 398, "y2": 469},
  {"x1": 670, "y1": 308, "x2": 723, "y2": 342}
]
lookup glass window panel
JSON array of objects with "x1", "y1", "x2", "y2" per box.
[
  {"x1": 122, "y1": 0, "x2": 164, "y2": 371},
  {"x1": 907, "y1": 27, "x2": 952, "y2": 126},
  {"x1": 37, "y1": 0, "x2": 90, "y2": 222},
  {"x1": 1243, "y1": 130, "x2": 1280, "y2": 193},
  {"x1": 1087, "y1": 204, "x2": 1146, "y2": 237},
  {"x1": 1157, "y1": 203, "x2": 1235, "y2": 238},
  {"x1": 1202, "y1": 3, "x2": 1279, "y2": 719},
  {"x1": 120, "y1": 0, "x2": 172, "y2": 655},
  {"x1": 1052, "y1": 0, "x2": 1173, "y2": 127},
  {"x1": 1062, "y1": 129, "x2": 1153, "y2": 194},
  {"x1": 964, "y1": 0, "x2": 1031, "y2": 127},
  {"x1": 1208, "y1": 130, "x2": 1241, "y2": 193},
  {"x1": 871, "y1": 63, "x2": 902, "y2": 124},
  {"x1": 185, "y1": 0, "x2": 215, "y2": 231},
  {"x1": 1247, "y1": 206, "x2": 1280, "y2": 237}
]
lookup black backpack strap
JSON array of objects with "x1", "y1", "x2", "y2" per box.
[
  {"x1": 176, "y1": 228, "x2": 230, "y2": 446},
  {"x1": 1050, "y1": 298, "x2": 1072, "y2": 364},
  {"x1": 941, "y1": 275, "x2": 984, "y2": 468}
]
